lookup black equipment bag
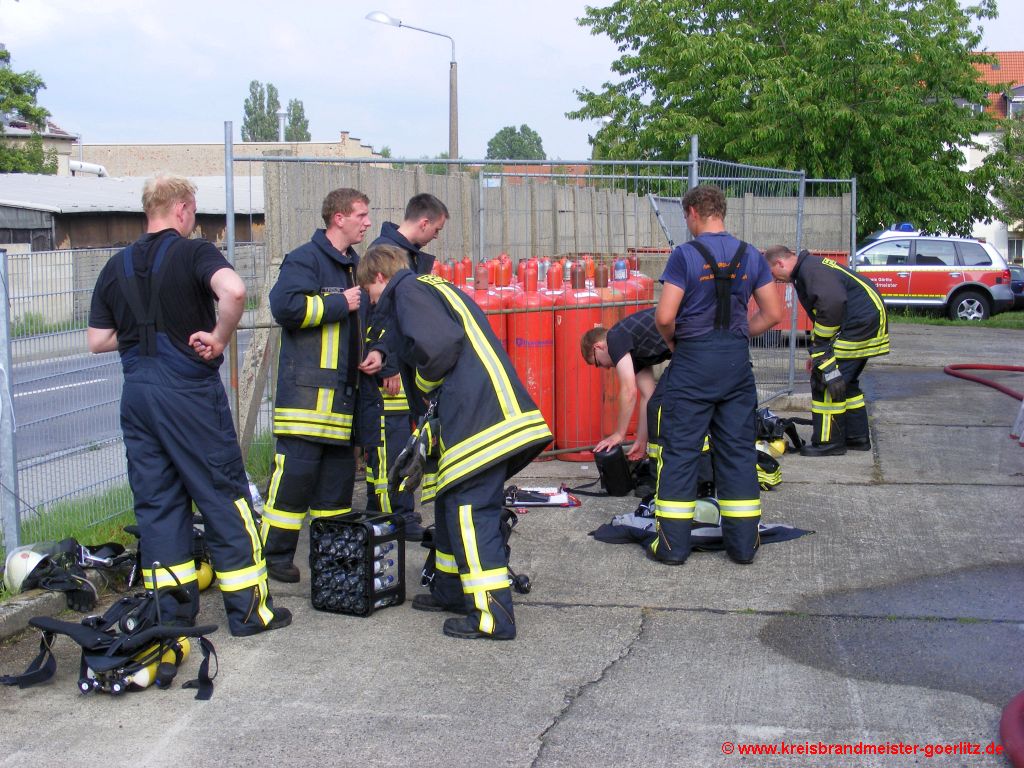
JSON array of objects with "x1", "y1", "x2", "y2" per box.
[{"x1": 592, "y1": 445, "x2": 635, "y2": 496}]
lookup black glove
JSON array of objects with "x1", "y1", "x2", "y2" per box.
[
  {"x1": 388, "y1": 431, "x2": 428, "y2": 493},
  {"x1": 822, "y1": 366, "x2": 846, "y2": 402}
]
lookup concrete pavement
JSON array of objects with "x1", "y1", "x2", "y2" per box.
[{"x1": 1, "y1": 323, "x2": 1022, "y2": 767}]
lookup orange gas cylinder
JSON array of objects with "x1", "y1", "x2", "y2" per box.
[
  {"x1": 486, "y1": 259, "x2": 497, "y2": 286},
  {"x1": 461, "y1": 256, "x2": 473, "y2": 275},
  {"x1": 496, "y1": 254, "x2": 513, "y2": 287},
  {"x1": 473, "y1": 266, "x2": 507, "y2": 349},
  {"x1": 554, "y1": 267, "x2": 604, "y2": 460},
  {"x1": 509, "y1": 267, "x2": 556, "y2": 448}
]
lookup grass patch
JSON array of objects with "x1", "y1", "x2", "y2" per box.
[
  {"x1": 10, "y1": 311, "x2": 86, "y2": 338},
  {"x1": 888, "y1": 307, "x2": 1024, "y2": 329}
]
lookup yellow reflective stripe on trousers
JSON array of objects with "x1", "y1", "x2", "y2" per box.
[
  {"x1": 654, "y1": 498, "x2": 695, "y2": 519},
  {"x1": 216, "y1": 560, "x2": 268, "y2": 591},
  {"x1": 233, "y1": 497, "x2": 264, "y2": 564},
  {"x1": 846, "y1": 393, "x2": 865, "y2": 410},
  {"x1": 435, "y1": 549, "x2": 459, "y2": 574},
  {"x1": 461, "y1": 566, "x2": 510, "y2": 593},
  {"x1": 301, "y1": 294, "x2": 324, "y2": 328},
  {"x1": 261, "y1": 503, "x2": 305, "y2": 530},
  {"x1": 143, "y1": 559, "x2": 198, "y2": 590},
  {"x1": 309, "y1": 507, "x2": 352, "y2": 518},
  {"x1": 458, "y1": 503, "x2": 495, "y2": 635},
  {"x1": 811, "y1": 398, "x2": 846, "y2": 415},
  {"x1": 720, "y1": 498, "x2": 761, "y2": 518}
]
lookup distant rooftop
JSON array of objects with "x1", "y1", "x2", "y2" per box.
[{"x1": 0, "y1": 174, "x2": 263, "y2": 215}]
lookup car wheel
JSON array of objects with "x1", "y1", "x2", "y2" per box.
[{"x1": 947, "y1": 290, "x2": 990, "y2": 321}]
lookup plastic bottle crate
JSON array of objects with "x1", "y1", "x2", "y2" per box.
[{"x1": 309, "y1": 513, "x2": 405, "y2": 617}]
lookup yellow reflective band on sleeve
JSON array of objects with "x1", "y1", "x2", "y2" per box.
[
  {"x1": 216, "y1": 560, "x2": 269, "y2": 592},
  {"x1": 815, "y1": 356, "x2": 837, "y2": 371},
  {"x1": 260, "y1": 503, "x2": 306, "y2": 530},
  {"x1": 301, "y1": 294, "x2": 324, "y2": 328},
  {"x1": 812, "y1": 321, "x2": 840, "y2": 338},
  {"x1": 143, "y1": 559, "x2": 198, "y2": 590},
  {"x1": 460, "y1": 566, "x2": 511, "y2": 593},
  {"x1": 415, "y1": 370, "x2": 443, "y2": 393},
  {"x1": 845, "y1": 393, "x2": 865, "y2": 410},
  {"x1": 435, "y1": 549, "x2": 459, "y2": 574},
  {"x1": 719, "y1": 499, "x2": 761, "y2": 518},
  {"x1": 654, "y1": 498, "x2": 696, "y2": 520},
  {"x1": 420, "y1": 473, "x2": 437, "y2": 503},
  {"x1": 309, "y1": 507, "x2": 353, "y2": 519}
]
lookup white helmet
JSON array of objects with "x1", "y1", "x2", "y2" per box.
[{"x1": 3, "y1": 545, "x2": 50, "y2": 593}]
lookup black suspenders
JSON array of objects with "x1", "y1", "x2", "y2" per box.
[
  {"x1": 688, "y1": 239, "x2": 748, "y2": 330},
  {"x1": 114, "y1": 234, "x2": 179, "y2": 357}
]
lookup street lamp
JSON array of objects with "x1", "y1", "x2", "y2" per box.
[{"x1": 365, "y1": 10, "x2": 458, "y2": 163}]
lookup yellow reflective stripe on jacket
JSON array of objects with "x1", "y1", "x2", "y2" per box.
[
  {"x1": 273, "y1": 407, "x2": 354, "y2": 441},
  {"x1": 719, "y1": 498, "x2": 761, "y2": 519},
  {"x1": 143, "y1": 559, "x2": 197, "y2": 590},
  {"x1": 383, "y1": 393, "x2": 410, "y2": 412},
  {"x1": 261, "y1": 503, "x2": 305, "y2": 530},
  {"x1": 461, "y1": 566, "x2": 511, "y2": 593},
  {"x1": 436, "y1": 414, "x2": 550, "y2": 491},
  {"x1": 432, "y1": 280, "x2": 519, "y2": 418},
  {"x1": 216, "y1": 560, "x2": 268, "y2": 592},
  {"x1": 654, "y1": 498, "x2": 695, "y2": 520},
  {"x1": 835, "y1": 336, "x2": 890, "y2": 357},
  {"x1": 309, "y1": 507, "x2": 353, "y2": 519},
  {"x1": 435, "y1": 549, "x2": 459, "y2": 574},
  {"x1": 301, "y1": 294, "x2": 324, "y2": 328}
]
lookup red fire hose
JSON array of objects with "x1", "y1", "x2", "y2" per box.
[{"x1": 942, "y1": 364, "x2": 1024, "y2": 401}]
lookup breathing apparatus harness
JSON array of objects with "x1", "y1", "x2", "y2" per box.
[{"x1": 1, "y1": 561, "x2": 217, "y2": 699}]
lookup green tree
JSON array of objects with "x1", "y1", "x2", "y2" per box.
[
  {"x1": 486, "y1": 124, "x2": 546, "y2": 160},
  {"x1": 569, "y1": 0, "x2": 1003, "y2": 237},
  {"x1": 284, "y1": 98, "x2": 310, "y2": 142},
  {"x1": 241, "y1": 80, "x2": 281, "y2": 142},
  {"x1": 990, "y1": 115, "x2": 1024, "y2": 229},
  {"x1": 0, "y1": 47, "x2": 58, "y2": 174}
]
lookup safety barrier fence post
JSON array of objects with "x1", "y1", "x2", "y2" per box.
[{"x1": 1, "y1": 248, "x2": 22, "y2": 552}]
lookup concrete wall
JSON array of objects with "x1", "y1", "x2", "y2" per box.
[{"x1": 79, "y1": 132, "x2": 380, "y2": 179}]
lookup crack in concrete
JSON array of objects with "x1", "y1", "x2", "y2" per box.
[{"x1": 530, "y1": 607, "x2": 649, "y2": 768}]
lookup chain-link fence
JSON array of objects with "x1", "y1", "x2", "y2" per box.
[{"x1": 0, "y1": 141, "x2": 855, "y2": 559}]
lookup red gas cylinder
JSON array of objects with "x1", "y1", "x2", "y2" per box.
[
  {"x1": 509, "y1": 266, "x2": 556, "y2": 448},
  {"x1": 554, "y1": 267, "x2": 604, "y2": 460},
  {"x1": 433, "y1": 260, "x2": 452, "y2": 281},
  {"x1": 472, "y1": 266, "x2": 507, "y2": 349},
  {"x1": 594, "y1": 265, "x2": 632, "y2": 438},
  {"x1": 631, "y1": 270, "x2": 655, "y2": 302},
  {"x1": 485, "y1": 259, "x2": 497, "y2": 287},
  {"x1": 496, "y1": 254, "x2": 513, "y2": 288},
  {"x1": 453, "y1": 260, "x2": 474, "y2": 300}
]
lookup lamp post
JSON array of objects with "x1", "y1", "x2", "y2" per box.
[{"x1": 365, "y1": 10, "x2": 458, "y2": 163}]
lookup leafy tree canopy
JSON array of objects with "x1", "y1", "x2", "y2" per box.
[
  {"x1": 570, "y1": 0, "x2": 1006, "y2": 237},
  {"x1": 989, "y1": 115, "x2": 1024, "y2": 230},
  {"x1": 242, "y1": 80, "x2": 281, "y2": 142},
  {"x1": 284, "y1": 98, "x2": 310, "y2": 142},
  {"x1": 486, "y1": 124, "x2": 546, "y2": 160},
  {"x1": 1, "y1": 47, "x2": 58, "y2": 174}
]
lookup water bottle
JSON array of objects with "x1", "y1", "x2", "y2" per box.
[
  {"x1": 372, "y1": 522, "x2": 396, "y2": 536},
  {"x1": 373, "y1": 543, "x2": 394, "y2": 558},
  {"x1": 373, "y1": 574, "x2": 395, "y2": 591},
  {"x1": 246, "y1": 474, "x2": 264, "y2": 516},
  {"x1": 373, "y1": 558, "x2": 395, "y2": 575},
  {"x1": 373, "y1": 596, "x2": 398, "y2": 609}
]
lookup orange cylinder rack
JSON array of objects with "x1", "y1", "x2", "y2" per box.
[
  {"x1": 554, "y1": 267, "x2": 604, "y2": 460},
  {"x1": 508, "y1": 266, "x2": 555, "y2": 447}
]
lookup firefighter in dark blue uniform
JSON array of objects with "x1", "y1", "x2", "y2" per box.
[
  {"x1": 653, "y1": 185, "x2": 783, "y2": 565},
  {"x1": 357, "y1": 245, "x2": 552, "y2": 640},
  {"x1": 764, "y1": 246, "x2": 889, "y2": 456},
  {"x1": 261, "y1": 188, "x2": 385, "y2": 583},
  {"x1": 364, "y1": 194, "x2": 449, "y2": 540},
  {"x1": 87, "y1": 175, "x2": 290, "y2": 636}
]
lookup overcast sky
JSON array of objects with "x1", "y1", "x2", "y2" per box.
[{"x1": 2, "y1": 0, "x2": 1021, "y2": 161}]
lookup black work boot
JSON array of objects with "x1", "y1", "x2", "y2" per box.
[
  {"x1": 845, "y1": 436, "x2": 871, "y2": 451},
  {"x1": 649, "y1": 517, "x2": 691, "y2": 565},
  {"x1": 231, "y1": 606, "x2": 294, "y2": 637},
  {"x1": 411, "y1": 593, "x2": 464, "y2": 613},
  {"x1": 800, "y1": 442, "x2": 847, "y2": 457}
]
